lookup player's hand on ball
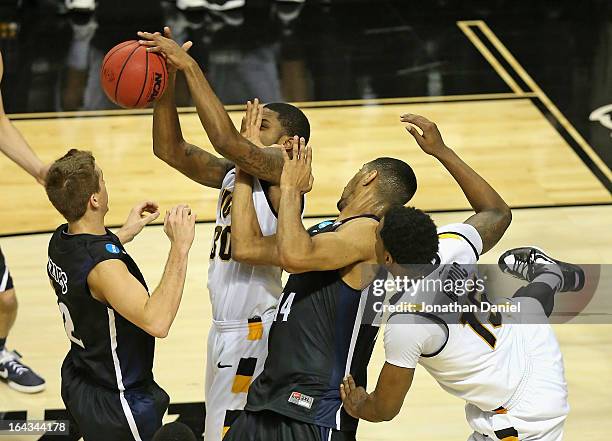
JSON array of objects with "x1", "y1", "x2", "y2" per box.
[
  {"x1": 240, "y1": 98, "x2": 265, "y2": 147},
  {"x1": 340, "y1": 375, "x2": 368, "y2": 419},
  {"x1": 117, "y1": 201, "x2": 160, "y2": 244},
  {"x1": 401, "y1": 113, "x2": 450, "y2": 157},
  {"x1": 137, "y1": 27, "x2": 193, "y2": 72},
  {"x1": 163, "y1": 204, "x2": 196, "y2": 252},
  {"x1": 280, "y1": 136, "x2": 314, "y2": 194}
]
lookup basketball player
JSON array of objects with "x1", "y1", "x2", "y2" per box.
[
  {"x1": 0, "y1": 50, "x2": 47, "y2": 393},
  {"x1": 339, "y1": 116, "x2": 570, "y2": 440},
  {"x1": 139, "y1": 28, "x2": 311, "y2": 441},
  {"x1": 225, "y1": 136, "x2": 421, "y2": 441},
  {"x1": 45, "y1": 149, "x2": 196, "y2": 441}
]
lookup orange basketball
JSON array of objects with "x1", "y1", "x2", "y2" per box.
[{"x1": 100, "y1": 40, "x2": 168, "y2": 109}]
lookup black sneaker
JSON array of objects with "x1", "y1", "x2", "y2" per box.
[
  {"x1": 498, "y1": 247, "x2": 585, "y2": 293},
  {"x1": 0, "y1": 349, "x2": 46, "y2": 394}
]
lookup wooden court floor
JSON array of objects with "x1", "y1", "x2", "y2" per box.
[{"x1": 1, "y1": 19, "x2": 612, "y2": 440}]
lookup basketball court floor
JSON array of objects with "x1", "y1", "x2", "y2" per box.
[{"x1": 0, "y1": 3, "x2": 611, "y2": 440}]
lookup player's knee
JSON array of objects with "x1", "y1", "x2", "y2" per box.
[{"x1": 0, "y1": 289, "x2": 18, "y2": 313}]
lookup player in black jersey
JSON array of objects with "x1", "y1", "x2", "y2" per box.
[
  {"x1": 45, "y1": 149, "x2": 197, "y2": 441},
  {"x1": 0, "y1": 50, "x2": 48, "y2": 393},
  {"x1": 224, "y1": 137, "x2": 424, "y2": 441}
]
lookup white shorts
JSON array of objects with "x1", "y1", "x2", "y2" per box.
[
  {"x1": 204, "y1": 311, "x2": 274, "y2": 441},
  {"x1": 466, "y1": 299, "x2": 569, "y2": 441}
]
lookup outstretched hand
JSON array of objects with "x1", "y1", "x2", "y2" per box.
[
  {"x1": 280, "y1": 136, "x2": 313, "y2": 194},
  {"x1": 137, "y1": 27, "x2": 193, "y2": 72},
  {"x1": 401, "y1": 113, "x2": 450, "y2": 157},
  {"x1": 240, "y1": 98, "x2": 265, "y2": 147},
  {"x1": 117, "y1": 201, "x2": 160, "y2": 244}
]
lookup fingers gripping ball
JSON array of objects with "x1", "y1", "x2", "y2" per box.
[{"x1": 100, "y1": 41, "x2": 167, "y2": 109}]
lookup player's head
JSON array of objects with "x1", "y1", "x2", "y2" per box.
[
  {"x1": 45, "y1": 149, "x2": 108, "y2": 223},
  {"x1": 375, "y1": 205, "x2": 439, "y2": 268},
  {"x1": 261, "y1": 102, "x2": 310, "y2": 146},
  {"x1": 152, "y1": 422, "x2": 197, "y2": 441},
  {"x1": 336, "y1": 157, "x2": 417, "y2": 212}
]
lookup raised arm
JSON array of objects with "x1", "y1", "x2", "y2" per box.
[
  {"x1": 0, "y1": 51, "x2": 49, "y2": 185},
  {"x1": 231, "y1": 168, "x2": 280, "y2": 266},
  {"x1": 402, "y1": 114, "x2": 511, "y2": 253},
  {"x1": 88, "y1": 205, "x2": 195, "y2": 338},
  {"x1": 278, "y1": 138, "x2": 374, "y2": 274},
  {"x1": 152, "y1": 36, "x2": 233, "y2": 189},
  {"x1": 139, "y1": 28, "x2": 285, "y2": 184}
]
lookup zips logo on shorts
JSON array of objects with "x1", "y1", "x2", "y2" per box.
[{"x1": 288, "y1": 391, "x2": 314, "y2": 409}]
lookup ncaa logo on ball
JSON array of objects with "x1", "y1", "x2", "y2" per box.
[{"x1": 147, "y1": 72, "x2": 164, "y2": 102}]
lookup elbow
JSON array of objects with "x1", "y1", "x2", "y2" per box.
[
  {"x1": 232, "y1": 240, "x2": 253, "y2": 263},
  {"x1": 146, "y1": 323, "x2": 170, "y2": 339},
  {"x1": 278, "y1": 250, "x2": 304, "y2": 274},
  {"x1": 499, "y1": 204, "x2": 512, "y2": 230}
]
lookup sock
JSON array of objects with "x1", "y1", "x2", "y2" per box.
[
  {"x1": 0, "y1": 337, "x2": 6, "y2": 352},
  {"x1": 533, "y1": 271, "x2": 562, "y2": 293}
]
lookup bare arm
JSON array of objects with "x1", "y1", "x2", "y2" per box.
[
  {"x1": 278, "y1": 139, "x2": 373, "y2": 273},
  {"x1": 88, "y1": 205, "x2": 196, "y2": 338},
  {"x1": 0, "y1": 51, "x2": 48, "y2": 184},
  {"x1": 153, "y1": 70, "x2": 233, "y2": 188},
  {"x1": 139, "y1": 30, "x2": 285, "y2": 184},
  {"x1": 231, "y1": 169, "x2": 280, "y2": 266},
  {"x1": 402, "y1": 114, "x2": 511, "y2": 253},
  {"x1": 340, "y1": 366, "x2": 415, "y2": 422}
]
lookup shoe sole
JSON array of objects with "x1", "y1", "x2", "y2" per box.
[
  {"x1": 500, "y1": 246, "x2": 585, "y2": 291},
  {"x1": 7, "y1": 380, "x2": 46, "y2": 394}
]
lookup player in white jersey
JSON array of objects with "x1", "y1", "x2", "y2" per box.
[
  {"x1": 339, "y1": 115, "x2": 576, "y2": 440},
  {"x1": 145, "y1": 28, "x2": 311, "y2": 440}
]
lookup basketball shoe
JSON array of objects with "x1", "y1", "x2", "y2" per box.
[{"x1": 0, "y1": 348, "x2": 46, "y2": 394}]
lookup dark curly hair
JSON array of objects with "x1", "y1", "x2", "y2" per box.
[
  {"x1": 380, "y1": 205, "x2": 439, "y2": 264},
  {"x1": 264, "y1": 102, "x2": 310, "y2": 143}
]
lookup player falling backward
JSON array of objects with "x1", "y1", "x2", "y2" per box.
[
  {"x1": 223, "y1": 114, "x2": 511, "y2": 441},
  {"x1": 138, "y1": 28, "x2": 311, "y2": 441},
  {"x1": 340, "y1": 116, "x2": 582, "y2": 440},
  {"x1": 45, "y1": 149, "x2": 197, "y2": 441},
  {"x1": 0, "y1": 50, "x2": 49, "y2": 393}
]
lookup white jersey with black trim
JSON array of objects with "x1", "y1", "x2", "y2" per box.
[
  {"x1": 384, "y1": 223, "x2": 527, "y2": 412},
  {"x1": 207, "y1": 169, "x2": 283, "y2": 322}
]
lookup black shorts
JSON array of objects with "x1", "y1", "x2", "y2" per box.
[
  {"x1": 61, "y1": 357, "x2": 169, "y2": 441},
  {"x1": 224, "y1": 410, "x2": 356, "y2": 441},
  {"x1": 0, "y1": 247, "x2": 14, "y2": 293}
]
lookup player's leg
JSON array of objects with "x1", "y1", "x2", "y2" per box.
[
  {"x1": 0, "y1": 248, "x2": 45, "y2": 393},
  {"x1": 498, "y1": 247, "x2": 585, "y2": 317}
]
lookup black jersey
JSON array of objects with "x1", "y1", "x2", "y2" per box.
[
  {"x1": 47, "y1": 225, "x2": 155, "y2": 391},
  {"x1": 245, "y1": 215, "x2": 381, "y2": 432}
]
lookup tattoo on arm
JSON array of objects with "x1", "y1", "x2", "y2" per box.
[
  {"x1": 232, "y1": 144, "x2": 284, "y2": 184},
  {"x1": 181, "y1": 143, "x2": 234, "y2": 188}
]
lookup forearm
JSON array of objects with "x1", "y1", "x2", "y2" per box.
[
  {"x1": 434, "y1": 147, "x2": 509, "y2": 214},
  {"x1": 153, "y1": 72, "x2": 184, "y2": 162},
  {"x1": 354, "y1": 391, "x2": 397, "y2": 423},
  {"x1": 278, "y1": 187, "x2": 312, "y2": 267},
  {"x1": 145, "y1": 245, "x2": 189, "y2": 337},
  {"x1": 0, "y1": 118, "x2": 45, "y2": 182},
  {"x1": 183, "y1": 59, "x2": 240, "y2": 154}
]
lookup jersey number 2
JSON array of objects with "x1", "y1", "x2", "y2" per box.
[
  {"x1": 274, "y1": 292, "x2": 296, "y2": 322},
  {"x1": 59, "y1": 302, "x2": 85, "y2": 349}
]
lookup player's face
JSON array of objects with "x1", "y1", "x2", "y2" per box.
[
  {"x1": 95, "y1": 165, "x2": 109, "y2": 215},
  {"x1": 337, "y1": 165, "x2": 366, "y2": 211},
  {"x1": 374, "y1": 219, "x2": 392, "y2": 266},
  {"x1": 260, "y1": 108, "x2": 286, "y2": 146}
]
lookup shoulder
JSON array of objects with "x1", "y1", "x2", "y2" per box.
[{"x1": 436, "y1": 223, "x2": 483, "y2": 262}]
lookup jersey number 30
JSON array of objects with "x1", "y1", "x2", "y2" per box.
[
  {"x1": 59, "y1": 302, "x2": 85, "y2": 349},
  {"x1": 210, "y1": 226, "x2": 231, "y2": 261}
]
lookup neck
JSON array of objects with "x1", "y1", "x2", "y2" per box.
[
  {"x1": 338, "y1": 192, "x2": 388, "y2": 221},
  {"x1": 67, "y1": 213, "x2": 106, "y2": 236}
]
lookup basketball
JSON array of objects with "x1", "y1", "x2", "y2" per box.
[{"x1": 100, "y1": 40, "x2": 167, "y2": 109}]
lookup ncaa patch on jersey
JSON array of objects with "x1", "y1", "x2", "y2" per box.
[
  {"x1": 105, "y1": 243, "x2": 121, "y2": 254},
  {"x1": 288, "y1": 391, "x2": 314, "y2": 409}
]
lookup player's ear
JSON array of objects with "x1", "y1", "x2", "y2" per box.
[
  {"x1": 384, "y1": 250, "x2": 394, "y2": 266},
  {"x1": 362, "y1": 169, "x2": 378, "y2": 186},
  {"x1": 90, "y1": 192, "x2": 101, "y2": 209}
]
